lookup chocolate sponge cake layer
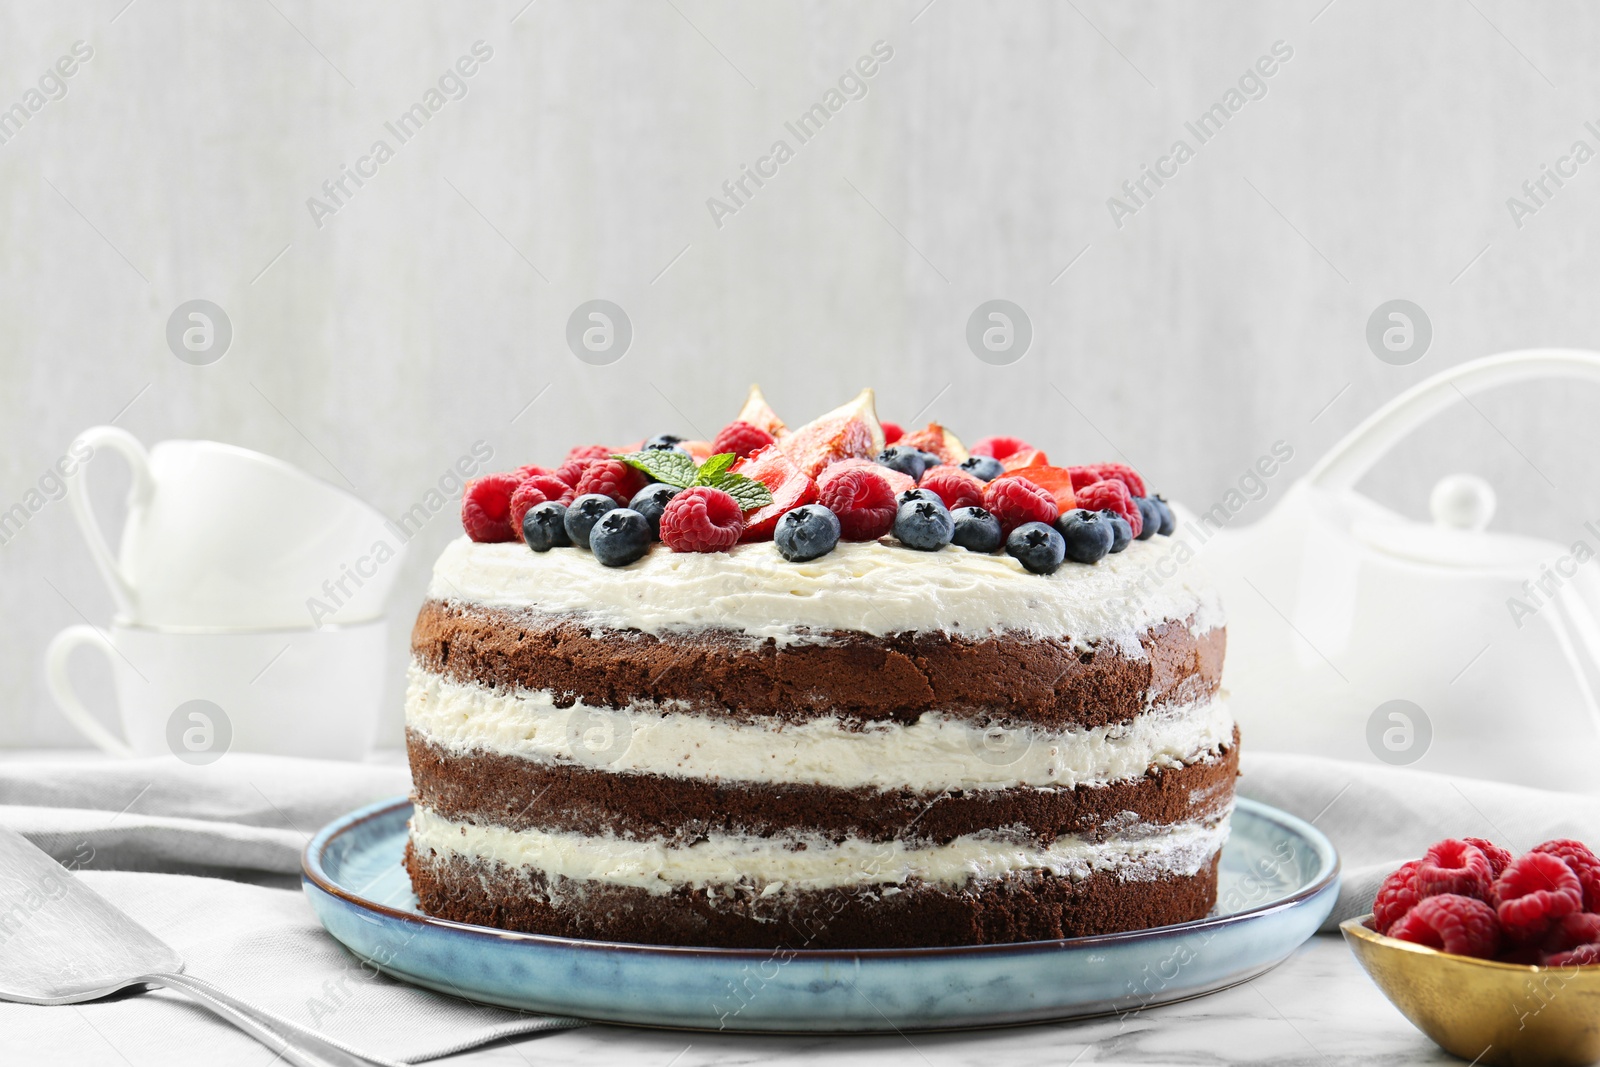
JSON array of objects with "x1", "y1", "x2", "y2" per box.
[
  {"x1": 411, "y1": 598, "x2": 1224, "y2": 730},
  {"x1": 403, "y1": 841, "x2": 1223, "y2": 950},
  {"x1": 406, "y1": 726, "x2": 1239, "y2": 846}
]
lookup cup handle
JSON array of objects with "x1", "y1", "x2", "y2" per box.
[
  {"x1": 64, "y1": 426, "x2": 154, "y2": 620},
  {"x1": 45, "y1": 625, "x2": 134, "y2": 756}
]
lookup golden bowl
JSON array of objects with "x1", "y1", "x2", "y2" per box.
[{"x1": 1342, "y1": 916, "x2": 1600, "y2": 1066}]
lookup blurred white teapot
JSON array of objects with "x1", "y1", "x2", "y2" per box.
[{"x1": 1198, "y1": 350, "x2": 1600, "y2": 791}]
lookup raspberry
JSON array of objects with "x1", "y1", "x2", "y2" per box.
[
  {"x1": 970, "y1": 436, "x2": 1032, "y2": 461},
  {"x1": 817, "y1": 467, "x2": 897, "y2": 541},
  {"x1": 1373, "y1": 860, "x2": 1424, "y2": 934},
  {"x1": 1388, "y1": 894, "x2": 1500, "y2": 959},
  {"x1": 553, "y1": 455, "x2": 600, "y2": 487},
  {"x1": 658, "y1": 487, "x2": 744, "y2": 552},
  {"x1": 565, "y1": 444, "x2": 613, "y2": 463},
  {"x1": 1068, "y1": 463, "x2": 1147, "y2": 498},
  {"x1": 1546, "y1": 944, "x2": 1600, "y2": 967},
  {"x1": 983, "y1": 477, "x2": 1058, "y2": 536},
  {"x1": 1074, "y1": 479, "x2": 1142, "y2": 538},
  {"x1": 1494, "y1": 852, "x2": 1583, "y2": 942},
  {"x1": 1532, "y1": 839, "x2": 1600, "y2": 911},
  {"x1": 1543, "y1": 912, "x2": 1600, "y2": 953},
  {"x1": 515, "y1": 464, "x2": 551, "y2": 479},
  {"x1": 710, "y1": 420, "x2": 776, "y2": 460},
  {"x1": 460, "y1": 472, "x2": 522, "y2": 542},
  {"x1": 573, "y1": 459, "x2": 648, "y2": 507},
  {"x1": 509, "y1": 474, "x2": 574, "y2": 531},
  {"x1": 881, "y1": 421, "x2": 904, "y2": 445},
  {"x1": 920, "y1": 466, "x2": 985, "y2": 511},
  {"x1": 1416, "y1": 839, "x2": 1495, "y2": 902},
  {"x1": 1464, "y1": 838, "x2": 1514, "y2": 879}
]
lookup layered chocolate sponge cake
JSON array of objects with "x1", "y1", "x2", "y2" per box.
[{"x1": 403, "y1": 389, "x2": 1235, "y2": 949}]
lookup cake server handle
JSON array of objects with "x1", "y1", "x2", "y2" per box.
[{"x1": 143, "y1": 971, "x2": 405, "y2": 1067}]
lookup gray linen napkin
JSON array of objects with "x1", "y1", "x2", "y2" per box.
[
  {"x1": 0, "y1": 752, "x2": 579, "y2": 1063},
  {"x1": 1237, "y1": 750, "x2": 1600, "y2": 930}
]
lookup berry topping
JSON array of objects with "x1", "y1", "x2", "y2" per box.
[
  {"x1": 960, "y1": 455, "x2": 1005, "y2": 481},
  {"x1": 521, "y1": 501, "x2": 571, "y2": 551},
  {"x1": 881, "y1": 421, "x2": 904, "y2": 445},
  {"x1": 1133, "y1": 496, "x2": 1161, "y2": 541},
  {"x1": 1417, "y1": 839, "x2": 1495, "y2": 901},
  {"x1": 563, "y1": 494, "x2": 619, "y2": 550},
  {"x1": 515, "y1": 464, "x2": 551, "y2": 479},
  {"x1": 509, "y1": 474, "x2": 575, "y2": 531},
  {"x1": 1388, "y1": 894, "x2": 1501, "y2": 959},
  {"x1": 817, "y1": 466, "x2": 898, "y2": 541},
  {"x1": 983, "y1": 476, "x2": 1059, "y2": 536},
  {"x1": 553, "y1": 455, "x2": 600, "y2": 487},
  {"x1": 659, "y1": 487, "x2": 745, "y2": 552},
  {"x1": 1373, "y1": 860, "x2": 1425, "y2": 934},
  {"x1": 736, "y1": 383, "x2": 787, "y2": 437},
  {"x1": 461, "y1": 472, "x2": 522, "y2": 543},
  {"x1": 969, "y1": 436, "x2": 1032, "y2": 461},
  {"x1": 1076, "y1": 479, "x2": 1142, "y2": 538},
  {"x1": 779, "y1": 388, "x2": 884, "y2": 478},
  {"x1": 1076, "y1": 462, "x2": 1148, "y2": 498},
  {"x1": 997, "y1": 466, "x2": 1077, "y2": 513},
  {"x1": 896, "y1": 422, "x2": 968, "y2": 465},
  {"x1": 643, "y1": 434, "x2": 686, "y2": 452},
  {"x1": 898, "y1": 487, "x2": 940, "y2": 506},
  {"x1": 1054, "y1": 508, "x2": 1115, "y2": 564},
  {"x1": 820, "y1": 457, "x2": 915, "y2": 497},
  {"x1": 1152, "y1": 494, "x2": 1176, "y2": 536},
  {"x1": 628, "y1": 483, "x2": 682, "y2": 537},
  {"x1": 1545, "y1": 944, "x2": 1600, "y2": 967},
  {"x1": 711, "y1": 420, "x2": 777, "y2": 459},
  {"x1": 774, "y1": 504, "x2": 841, "y2": 562},
  {"x1": 733, "y1": 444, "x2": 818, "y2": 542},
  {"x1": 574, "y1": 459, "x2": 650, "y2": 507},
  {"x1": 876, "y1": 445, "x2": 931, "y2": 482},
  {"x1": 1494, "y1": 852, "x2": 1584, "y2": 941},
  {"x1": 950, "y1": 506, "x2": 1003, "y2": 553},
  {"x1": 920, "y1": 466, "x2": 986, "y2": 511},
  {"x1": 1101, "y1": 509, "x2": 1133, "y2": 553},
  {"x1": 893, "y1": 499, "x2": 955, "y2": 551},
  {"x1": 565, "y1": 444, "x2": 614, "y2": 463},
  {"x1": 1532, "y1": 840, "x2": 1600, "y2": 911},
  {"x1": 1465, "y1": 838, "x2": 1515, "y2": 879},
  {"x1": 589, "y1": 508, "x2": 653, "y2": 567},
  {"x1": 1005, "y1": 521, "x2": 1066, "y2": 574}
]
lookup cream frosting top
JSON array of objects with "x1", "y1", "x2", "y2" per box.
[{"x1": 427, "y1": 532, "x2": 1222, "y2": 650}]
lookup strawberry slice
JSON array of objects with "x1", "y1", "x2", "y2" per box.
[
  {"x1": 737, "y1": 384, "x2": 787, "y2": 438},
  {"x1": 818, "y1": 457, "x2": 915, "y2": 497},
  {"x1": 1000, "y1": 447, "x2": 1050, "y2": 473},
  {"x1": 970, "y1": 436, "x2": 1033, "y2": 460},
  {"x1": 996, "y1": 465, "x2": 1077, "y2": 512},
  {"x1": 778, "y1": 388, "x2": 885, "y2": 478},
  {"x1": 733, "y1": 444, "x2": 818, "y2": 542},
  {"x1": 897, "y1": 422, "x2": 969, "y2": 464}
]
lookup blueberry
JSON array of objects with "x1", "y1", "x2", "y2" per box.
[
  {"x1": 522, "y1": 501, "x2": 571, "y2": 551},
  {"x1": 1132, "y1": 496, "x2": 1161, "y2": 540},
  {"x1": 898, "y1": 487, "x2": 940, "y2": 507},
  {"x1": 1005, "y1": 521, "x2": 1067, "y2": 574},
  {"x1": 877, "y1": 445, "x2": 930, "y2": 481},
  {"x1": 916, "y1": 450, "x2": 943, "y2": 471},
  {"x1": 564, "y1": 493, "x2": 618, "y2": 550},
  {"x1": 775, "y1": 504, "x2": 841, "y2": 562},
  {"x1": 950, "y1": 506, "x2": 1003, "y2": 552},
  {"x1": 1054, "y1": 508, "x2": 1114, "y2": 564},
  {"x1": 893, "y1": 499, "x2": 954, "y2": 551},
  {"x1": 1153, "y1": 494, "x2": 1176, "y2": 536},
  {"x1": 960, "y1": 455, "x2": 1005, "y2": 481},
  {"x1": 628, "y1": 483, "x2": 681, "y2": 537},
  {"x1": 589, "y1": 508, "x2": 652, "y2": 567},
  {"x1": 643, "y1": 434, "x2": 685, "y2": 451},
  {"x1": 1100, "y1": 509, "x2": 1132, "y2": 553}
]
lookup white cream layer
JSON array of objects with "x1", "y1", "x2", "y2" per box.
[
  {"x1": 427, "y1": 535, "x2": 1223, "y2": 652},
  {"x1": 405, "y1": 663, "x2": 1234, "y2": 793},
  {"x1": 408, "y1": 804, "x2": 1231, "y2": 894}
]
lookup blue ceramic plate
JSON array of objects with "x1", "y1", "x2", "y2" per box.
[{"x1": 303, "y1": 797, "x2": 1338, "y2": 1033}]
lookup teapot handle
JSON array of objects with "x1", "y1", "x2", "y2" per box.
[{"x1": 1306, "y1": 349, "x2": 1600, "y2": 491}]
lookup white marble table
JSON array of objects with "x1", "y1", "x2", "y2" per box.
[{"x1": 446, "y1": 934, "x2": 1457, "y2": 1066}]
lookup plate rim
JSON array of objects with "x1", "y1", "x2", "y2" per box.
[{"x1": 303, "y1": 794, "x2": 1340, "y2": 961}]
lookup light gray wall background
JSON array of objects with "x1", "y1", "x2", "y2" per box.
[{"x1": 4, "y1": 0, "x2": 1598, "y2": 748}]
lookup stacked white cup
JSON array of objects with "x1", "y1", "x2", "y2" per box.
[{"x1": 45, "y1": 426, "x2": 405, "y2": 762}]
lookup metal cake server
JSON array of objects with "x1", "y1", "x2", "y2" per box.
[{"x1": 0, "y1": 826, "x2": 398, "y2": 1067}]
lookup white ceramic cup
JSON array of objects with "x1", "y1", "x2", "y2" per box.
[
  {"x1": 66, "y1": 426, "x2": 405, "y2": 630},
  {"x1": 44, "y1": 620, "x2": 388, "y2": 761}
]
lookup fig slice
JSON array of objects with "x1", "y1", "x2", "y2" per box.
[
  {"x1": 737, "y1": 384, "x2": 787, "y2": 438},
  {"x1": 897, "y1": 422, "x2": 969, "y2": 464},
  {"x1": 778, "y1": 388, "x2": 885, "y2": 479}
]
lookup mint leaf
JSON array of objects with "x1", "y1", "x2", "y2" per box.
[
  {"x1": 711, "y1": 473, "x2": 774, "y2": 510},
  {"x1": 614, "y1": 450, "x2": 696, "y2": 488},
  {"x1": 691, "y1": 452, "x2": 739, "y2": 485}
]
